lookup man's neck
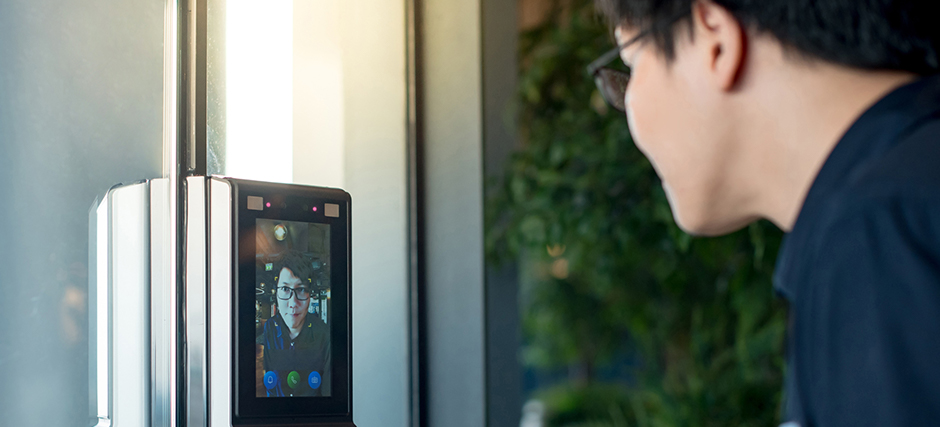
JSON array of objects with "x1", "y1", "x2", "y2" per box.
[
  {"x1": 738, "y1": 44, "x2": 917, "y2": 231},
  {"x1": 287, "y1": 326, "x2": 301, "y2": 340},
  {"x1": 281, "y1": 315, "x2": 303, "y2": 340}
]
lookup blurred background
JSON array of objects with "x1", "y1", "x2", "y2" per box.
[
  {"x1": 489, "y1": 1, "x2": 786, "y2": 426},
  {"x1": 0, "y1": 0, "x2": 786, "y2": 426}
]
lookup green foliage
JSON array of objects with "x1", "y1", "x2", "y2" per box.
[{"x1": 485, "y1": 1, "x2": 787, "y2": 425}]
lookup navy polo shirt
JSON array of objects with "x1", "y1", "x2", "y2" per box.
[
  {"x1": 775, "y1": 76, "x2": 940, "y2": 426},
  {"x1": 261, "y1": 313, "x2": 331, "y2": 397}
]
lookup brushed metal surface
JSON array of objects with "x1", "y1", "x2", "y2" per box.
[
  {"x1": 111, "y1": 182, "x2": 152, "y2": 426},
  {"x1": 90, "y1": 192, "x2": 110, "y2": 426},
  {"x1": 151, "y1": 178, "x2": 177, "y2": 427},
  {"x1": 186, "y1": 176, "x2": 209, "y2": 427},
  {"x1": 208, "y1": 177, "x2": 233, "y2": 427},
  {"x1": 91, "y1": 182, "x2": 152, "y2": 426}
]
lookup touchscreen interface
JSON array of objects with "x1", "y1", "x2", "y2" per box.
[{"x1": 255, "y1": 218, "x2": 331, "y2": 398}]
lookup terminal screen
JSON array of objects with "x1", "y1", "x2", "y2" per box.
[{"x1": 254, "y1": 218, "x2": 332, "y2": 398}]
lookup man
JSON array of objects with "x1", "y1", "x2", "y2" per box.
[
  {"x1": 591, "y1": 0, "x2": 940, "y2": 425},
  {"x1": 261, "y1": 250, "x2": 331, "y2": 397}
]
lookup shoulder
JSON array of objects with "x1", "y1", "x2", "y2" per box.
[
  {"x1": 796, "y1": 168, "x2": 940, "y2": 301},
  {"x1": 807, "y1": 113, "x2": 940, "y2": 245},
  {"x1": 776, "y1": 134, "x2": 940, "y2": 300},
  {"x1": 794, "y1": 185, "x2": 940, "y2": 425},
  {"x1": 799, "y1": 188, "x2": 940, "y2": 323},
  {"x1": 305, "y1": 316, "x2": 329, "y2": 333},
  {"x1": 297, "y1": 317, "x2": 329, "y2": 344},
  {"x1": 820, "y1": 116, "x2": 940, "y2": 246},
  {"x1": 814, "y1": 190, "x2": 940, "y2": 270},
  {"x1": 858, "y1": 118, "x2": 940, "y2": 198},
  {"x1": 262, "y1": 315, "x2": 281, "y2": 338}
]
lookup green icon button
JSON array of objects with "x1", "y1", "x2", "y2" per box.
[{"x1": 287, "y1": 371, "x2": 300, "y2": 389}]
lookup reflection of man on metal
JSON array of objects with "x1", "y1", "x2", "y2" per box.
[{"x1": 261, "y1": 250, "x2": 330, "y2": 397}]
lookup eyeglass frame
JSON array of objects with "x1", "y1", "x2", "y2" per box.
[
  {"x1": 276, "y1": 285, "x2": 313, "y2": 301},
  {"x1": 587, "y1": 11, "x2": 692, "y2": 113}
]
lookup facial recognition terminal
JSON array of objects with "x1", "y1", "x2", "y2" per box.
[
  {"x1": 207, "y1": 177, "x2": 354, "y2": 426},
  {"x1": 91, "y1": 177, "x2": 355, "y2": 427}
]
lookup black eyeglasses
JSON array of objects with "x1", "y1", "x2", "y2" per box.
[
  {"x1": 587, "y1": 12, "x2": 690, "y2": 113},
  {"x1": 276, "y1": 285, "x2": 312, "y2": 301}
]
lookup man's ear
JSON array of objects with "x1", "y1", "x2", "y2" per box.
[{"x1": 690, "y1": 0, "x2": 746, "y2": 90}]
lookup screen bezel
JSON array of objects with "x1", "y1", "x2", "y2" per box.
[{"x1": 231, "y1": 179, "x2": 352, "y2": 422}]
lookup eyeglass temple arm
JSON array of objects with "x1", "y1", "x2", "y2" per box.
[
  {"x1": 586, "y1": 9, "x2": 690, "y2": 77},
  {"x1": 586, "y1": 47, "x2": 624, "y2": 76}
]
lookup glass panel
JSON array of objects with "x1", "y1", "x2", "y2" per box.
[
  {"x1": 0, "y1": 0, "x2": 167, "y2": 424},
  {"x1": 207, "y1": 1, "x2": 411, "y2": 426},
  {"x1": 208, "y1": 0, "x2": 346, "y2": 188},
  {"x1": 225, "y1": 0, "x2": 294, "y2": 183}
]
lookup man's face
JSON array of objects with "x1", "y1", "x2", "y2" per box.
[
  {"x1": 276, "y1": 267, "x2": 309, "y2": 330},
  {"x1": 615, "y1": 19, "x2": 755, "y2": 235}
]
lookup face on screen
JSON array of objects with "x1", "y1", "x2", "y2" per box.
[
  {"x1": 276, "y1": 267, "x2": 310, "y2": 331},
  {"x1": 256, "y1": 219, "x2": 331, "y2": 398}
]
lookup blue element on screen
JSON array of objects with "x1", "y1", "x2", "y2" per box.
[
  {"x1": 264, "y1": 371, "x2": 278, "y2": 390},
  {"x1": 308, "y1": 371, "x2": 321, "y2": 390}
]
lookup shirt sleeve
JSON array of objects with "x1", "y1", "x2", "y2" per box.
[{"x1": 796, "y1": 196, "x2": 940, "y2": 426}]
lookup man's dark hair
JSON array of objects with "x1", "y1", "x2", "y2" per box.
[
  {"x1": 596, "y1": 0, "x2": 940, "y2": 75},
  {"x1": 277, "y1": 250, "x2": 314, "y2": 285}
]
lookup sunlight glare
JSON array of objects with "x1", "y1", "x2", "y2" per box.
[{"x1": 226, "y1": 0, "x2": 294, "y2": 183}]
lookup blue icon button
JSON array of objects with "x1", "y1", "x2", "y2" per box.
[
  {"x1": 308, "y1": 371, "x2": 321, "y2": 390},
  {"x1": 264, "y1": 371, "x2": 278, "y2": 390}
]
